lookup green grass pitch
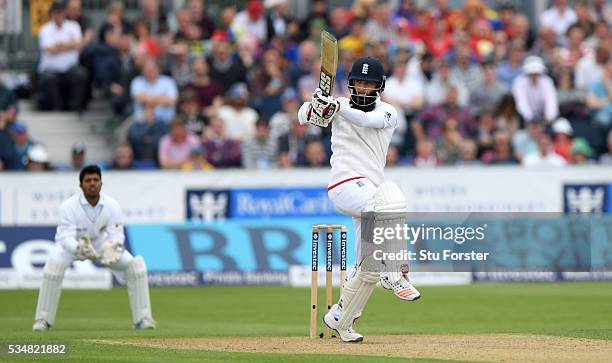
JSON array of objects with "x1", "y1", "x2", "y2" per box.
[{"x1": 0, "y1": 283, "x2": 611, "y2": 362}]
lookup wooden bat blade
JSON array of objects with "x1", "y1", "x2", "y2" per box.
[{"x1": 319, "y1": 30, "x2": 338, "y2": 97}]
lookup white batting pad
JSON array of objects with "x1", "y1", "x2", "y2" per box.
[
  {"x1": 337, "y1": 269, "x2": 378, "y2": 329},
  {"x1": 126, "y1": 256, "x2": 153, "y2": 325},
  {"x1": 35, "y1": 260, "x2": 66, "y2": 326}
]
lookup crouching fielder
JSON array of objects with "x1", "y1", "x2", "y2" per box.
[
  {"x1": 299, "y1": 57, "x2": 420, "y2": 342},
  {"x1": 33, "y1": 165, "x2": 155, "y2": 331}
]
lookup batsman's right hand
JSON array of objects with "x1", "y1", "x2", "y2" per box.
[{"x1": 311, "y1": 88, "x2": 339, "y2": 119}]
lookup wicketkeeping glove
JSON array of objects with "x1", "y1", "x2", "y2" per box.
[{"x1": 76, "y1": 236, "x2": 99, "y2": 260}]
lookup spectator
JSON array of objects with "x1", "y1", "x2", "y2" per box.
[
  {"x1": 556, "y1": 66, "x2": 586, "y2": 108},
  {"x1": 128, "y1": 105, "x2": 168, "y2": 161},
  {"x1": 109, "y1": 32, "x2": 138, "y2": 117},
  {"x1": 140, "y1": 0, "x2": 168, "y2": 35},
  {"x1": 512, "y1": 56, "x2": 559, "y2": 123},
  {"x1": 586, "y1": 58, "x2": 612, "y2": 129},
  {"x1": 450, "y1": 46, "x2": 483, "y2": 95},
  {"x1": 130, "y1": 58, "x2": 178, "y2": 125},
  {"x1": 202, "y1": 116, "x2": 242, "y2": 167},
  {"x1": 570, "y1": 137, "x2": 594, "y2": 164},
  {"x1": 364, "y1": 2, "x2": 395, "y2": 44},
  {"x1": 426, "y1": 19, "x2": 453, "y2": 59},
  {"x1": 509, "y1": 14, "x2": 534, "y2": 49},
  {"x1": 278, "y1": 120, "x2": 312, "y2": 168},
  {"x1": 131, "y1": 18, "x2": 159, "y2": 58},
  {"x1": 573, "y1": 0, "x2": 596, "y2": 38},
  {"x1": 591, "y1": 0, "x2": 612, "y2": 24},
  {"x1": 250, "y1": 48, "x2": 288, "y2": 118},
  {"x1": 181, "y1": 145, "x2": 213, "y2": 171},
  {"x1": 424, "y1": 59, "x2": 469, "y2": 107},
  {"x1": 98, "y1": 1, "x2": 131, "y2": 43},
  {"x1": 26, "y1": 144, "x2": 53, "y2": 171},
  {"x1": 0, "y1": 115, "x2": 17, "y2": 170},
  {"x1": 412, "y1": 138, "x2": 439, "y2": 167},
  {"x1": 186, "y1": 0, "x2": 215, "y2": 40},
  {"x1": 241, "y1": 118, "x2": 278, "y2": 169},
  {"x1": 558, "y1": 24, "x2": 588, "y2": 67},
  {"x1": 0, "y1": 82, "x2": 17, "y2": 114},
  {"x1": 485, "y1": 129, "x2": 518, "y2": 165},
  {"x1": 231, "y1": 0, "x2": 267, "y2": 44},
  {"x1": 327, "y1": 6, "x2": 350, "y2": 40},
  {"x1": 585, "y1": 20, "x2": 610, "y2": 49},
  {"x1": 474, "y1": 109, "x2": 496, "y2": 155},
  {"x1": 173, "y1": 8, "x2": 202, "y2": 42},
  {"x1": 414, "y1": 86, "x2": 475, "y2": 143},
  {"x1": 513, "y1": 120, "x2": 543, "y2": 162},
  {"x1": 599, "y1": 130, "x2": 612, "y2": 164},
  {"x1": 494, "y1": 94, "x2": 521, "y2": 134},
  {"x1": 436, "y1": 119, "x2": 463, "y2": 165},
  {"x1": 177, "y1": 90, "x2": 206, "y2": 136},
  {"x1": 158, "y1": 117, "x2": 200, "y2": 169},
  {"x1": 457, "y1": 139, "x2": 481, "y2": 165},
  {"x1": 218, "y1": 83, "x2": 258, "y2": 142},
  {"x1": 181, "y1": 57, "x2": 223, "y2": 119},
  {"x1": 68, "y1": 142, "x2": 87, "y2": 171},
  {"x1": 37, "y1": 1, "x2": 88, "y2": 111},
  {"x1": 65, "y1": 0, "x2": 93, "y2": 45},
  {"x1": 83, "y1": 24, "x2": 122, "y2": 96},
  {"x1": 301, "y1": 0, "x2": 328, "y2": 38},
  {"x1": 383, "y1": 60, "x2": 424, "y2": 116},
  {"x1": 469, "y1": 61, "x2": 508, "y2": 114},
  {"x1": 8, "y1": 122, "x2": 31, "y2": 170},
  {"x1": 207, "y1": 34, "x2": 248, "y2": 93},
  {"x1": 540, "y1": 0, "x2": 577, "y2": 38},
  {"x1": 265, "y1": 0, "x2": 290, "y2": 42},
  {"x1": 497, "y1": 41, "x2": 525, "y2": 89},
  {"x1": 552, "y1": 117, "x2": 574, "y2": 161},
  {"x1": 304, "y1": 139, "x2": 328, "y2": 167},
  {"x1": 108, "y1": 144, "x2": 134, "y2": 170},
  {"x1": 288, "y1": 40, "x2": 317, "y2": 89},
  {"x1": 575, "y1": 45, "x2": 609, "y2": 92},
  {"x1": 339, "y1": 17, "x2": 367, "y2": 55},
  {"x1": 270, "y1": 88, "x2": 302, "y2": 140},
  {"x1": 531, "y1": 28, "x2": 557, "y2": 68},
  {"x1": 522, "y1": 132, "x2": 566, "y2": 167},
  {"x1": 167, "y1": 42, "x2": 192, "y2": 87}
]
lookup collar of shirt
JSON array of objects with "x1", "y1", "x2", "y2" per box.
[
  {"x1": 79, "y1": 191, "x2": 105, "y2": 222},
  {"x1": 79, "y1": 191, "x2": 105, "y2": 207}
]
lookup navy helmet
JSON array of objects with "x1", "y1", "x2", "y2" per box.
[{"x1": 348, "y1": 57, "x2": 386, "y2": 107}]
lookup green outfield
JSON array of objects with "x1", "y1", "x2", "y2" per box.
[{"x1": 1, "y1": 283, "x2": 612, "y2": 362}]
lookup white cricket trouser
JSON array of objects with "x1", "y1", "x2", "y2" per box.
[{"x1": 327, "y1": 177, "x2": 377, "y2": 261}]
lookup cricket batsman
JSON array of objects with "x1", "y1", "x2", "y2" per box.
[
  {"x1": 298, "y1": 57, "x2": 420, "y2": 342},
  {"x1": 32, "y1": 165, "x2": 155, "y2": 331}
]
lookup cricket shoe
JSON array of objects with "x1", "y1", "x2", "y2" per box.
[
  {"x1": 380, "y1": 273, "x2": 421, "y2": 301},
  {"x1": 323, "y1": 304, "x2": 363, "y2": 342},
  {"x1": 32, "y1": 319, "x2": 51, "y2": 331},
  {"x1": 135, "y1": 317, "x2": 157, "y2": 330}
]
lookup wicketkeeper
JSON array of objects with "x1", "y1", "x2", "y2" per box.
[{"x1": 33, "y1": 165, "x2": 155, "y2": 331}]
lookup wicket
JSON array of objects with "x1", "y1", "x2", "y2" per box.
[{"x1": 310, "y1": 224, "x2": 347, "y2": 339}]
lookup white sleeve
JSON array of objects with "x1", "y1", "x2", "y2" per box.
[
  {"x1": 512, "y1": 78, "x2": 534, "y2": 121},
  {"x1": 103, "y1": 202, "x2": 126, "y2": 245},
  {"x1": 55, "y1": 204, "x2": 79, "y2": 253},
  {"x1": 39, "y1": 25, "x2": 53, "y2": 50},
  {"x1": 543, "y1": 77, "x2": 559, "y2": 121},
  {"x1": 70, "y1": 21, "x2": 82, "y2": 41},
  {"x1": 336, "y1": 98, "x2": 397, "y2": 129}
]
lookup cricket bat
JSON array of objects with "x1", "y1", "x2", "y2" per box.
[{"x1": 319, "y1": 30, "x2": 338, "y2": 97}]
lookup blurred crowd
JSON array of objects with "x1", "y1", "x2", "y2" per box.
[{"x1": 1, "y1": 0, "x2": 612, "y2": 172}]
